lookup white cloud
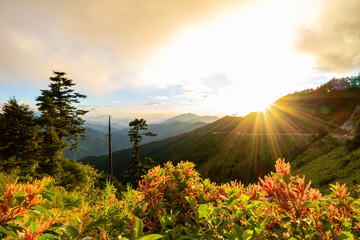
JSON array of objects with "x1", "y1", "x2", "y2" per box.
[
  {"x1": 146, "y1": 102, "x2": 162, "y2": 106},
  {"x1": 153, "y1": 96, "x2": 168, "y2": 100}
]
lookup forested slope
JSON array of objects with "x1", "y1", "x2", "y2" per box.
[{"x1": 81, "y1": 75, "x2": 360, "y2": 185}]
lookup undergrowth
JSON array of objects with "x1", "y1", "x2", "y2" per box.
[{"x1": 1, "y1": 159, "x2": 360, "y2": 239}]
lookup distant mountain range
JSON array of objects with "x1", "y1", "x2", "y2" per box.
[
  {"x1": 83, "y1": 122, "x2": 124, "y2": 133},
  {"x1": 64, "y1": 113, "x2": 218, "y2": 159},
  {"x1": 162, "y1": 113, "x2": 218, "y2": 124},
  {"x1": 79, "y1": 77, "x2": 360, "y2": 192}
]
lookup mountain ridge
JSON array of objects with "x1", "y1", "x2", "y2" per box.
[
  {"x1": 65, "y1": 113, "x2": 217, "y2": 159},
  {"x1": 80, "y1": 76, "x2": 360, "y2": 186}
]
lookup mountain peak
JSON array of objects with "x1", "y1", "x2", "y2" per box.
[{"x1": 164, "y1": 113, "x2": 218, "y2": 124}]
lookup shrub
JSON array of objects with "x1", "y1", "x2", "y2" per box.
[{"x1": 1, "y1": 159, "x2": 360, "y2": 239}]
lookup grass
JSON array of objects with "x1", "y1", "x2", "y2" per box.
[{"x1": 293, "y1": 135, "x2": 360, "y2": 196}]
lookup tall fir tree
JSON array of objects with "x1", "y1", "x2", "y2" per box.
[
  {"x1": 36, "y1": 71, "x2": 88, "y2": 151},
  {"x1": 0, "y1": 98, "x2": 41, "y2": 174},
  {"x1": 123, "y1": 118, "x2": 156, "y2": 186}
]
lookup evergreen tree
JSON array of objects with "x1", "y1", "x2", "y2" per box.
[
  {"x1": 0, "y1": 98, "x2": 41, "y2": 174},
  {"x1": 36, "y1": 71, "x2": 88, "y2": 151},
  {"x1": 123, "y1": 118, "x2": 156, "y2": 186}
]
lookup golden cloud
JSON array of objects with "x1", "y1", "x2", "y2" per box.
[
  {"x1": 296, "y1": 0, "x2": 360, "y2": 72},
  {"x1": 0, "y1": 0, "x2": 244, "y2": 92}
]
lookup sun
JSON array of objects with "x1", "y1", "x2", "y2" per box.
[
  {"x1": 253, "y1": 102, "x2": 272, "y2": 113},
  {"x1": 243, "y1": 94, "x2": 275, "y2": 114},
  {"x1": 140, "y1": 0, "x2": 316, "y2": 117}
]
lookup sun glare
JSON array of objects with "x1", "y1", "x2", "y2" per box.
[{"x1": 139, "y1": 0, "x2": 321, "y2": 116}]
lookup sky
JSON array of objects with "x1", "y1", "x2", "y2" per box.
[{"x1": 1, "y1": 0, "x2": 360, "y2": 123}]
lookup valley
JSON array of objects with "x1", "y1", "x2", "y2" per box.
[
  {"x1": 64, "y1": 113, "x2": 217, "y2": 159},
  {"x1": 81, "y1": 76, "x2": 360, "y2": 192}
]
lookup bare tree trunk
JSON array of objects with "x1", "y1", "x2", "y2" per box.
[{"x1": 108, "y1": 115, "x2": 113, "y2": 176}]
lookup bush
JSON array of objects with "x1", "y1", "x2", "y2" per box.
[{"x1": 1, "y1": 159, "x2": 360, "y2": 239}]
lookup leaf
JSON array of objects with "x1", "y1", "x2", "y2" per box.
[
  {"x1": 337, "y1": 232, "x2": 354, "y2": 240},
  {"x1": 229, "y1": 189, "x2": 241, "y2": 199},
  {"x1": 146, "y1": 174, "x2": 153, "y2": 182},
  {"x1": 37, "y1": 233, "x2": 58, "y2": 240},
  {"x1": 198, "y1": 204, "x2": 209, "y2": 219},
  {"x1": 133, "y1": 217, "x2": 143, "y2": 239},
  {"x1": 185, "y1": 196, "x2": 195, "y2": 209},
  {"x1": 160, "y1": 217, "x2": 166, "y2": 230},
  {"x1": 12, "y1": 195, "x2": 25, "y2": 206},
  {"x1": 241, "y1": 194, "x2": 251, "y2": 203},
  {"x1": 86, "y1": 218, "x2": 107, "y2": 230},
  {"x1": 261, "y1": 218, "x2": 271, "y2": 227},
  {"x1": 41, "y1": 192, "x2": 52, "y2": 202},
  {"x1": 15, "y1": 216, "x2": 25, "y2": 221},
  {"x1": 248, "y1": 208, "x2": 258, "y2": 219},
  {"x1": 176, "y1": 236, "x2": 191, "y2": 240},
  {"x1": 42, "y1": 230, "x2": 60, "y2": 236},
  {"x1": 242, "y1": 230, "x2": 253, "y2": 240},
  {"x1": 233, "y1": 224, "x2": 244, "y2": 239},
  {"x1": 138, "y1": 234, "x2": 164, "y2": 240},
  {"x1": 217, "y1": 220, "x2": 230, "y2": 232},
  {"x1": 342, "y1": 221, "x2": 352, "y2": 231},
  {"x1": 62, "y1": 225, "x2": 79, "y2": 237},
  {"x1": 31, "y1": 205, "x2": 54, "y2": 217},
  {"x1": 0, "y1": 226, "x2": 17, "y2": 237},
  {"x1": 14, "y1": 191, "x2": 25, "y2": 197},
  {"x1": 30, "y1": 221, "x2": 38, "y2": 234},
  {"x1": 49, "y1": 222, "x2": 65, "y2": 229}
]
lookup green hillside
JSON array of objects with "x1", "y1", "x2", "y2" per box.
[
  {"x1": 81, "y1": 76, "x2": 360, "y2": 186},
  {"x1": 65, "y1": 121, "x2": 208, "y2": 160},
  {"x1": 63, "y1": 128, "x2": 131, "y2": 160},
  {"x1": 292, "y1": 135, "x2": 360, "y2": 196}
]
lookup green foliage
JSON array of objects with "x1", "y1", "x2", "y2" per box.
[
  {"x1": 293, "y1": 136, "x2": 360, "y2": 196},
  {"x1": 82, "y1": 74, "x2": 360, "y2": 187},
  {"x1": 2, "y1": 159, "x2": 360, "y2": 239},
  {"x1": 128, "y1": 118, "x2": 157, "y2": 162},
  {"x1": 0, "y1": 98, "x2": 42, "y2": 175},
  {"x1": 293, "y1": 135, "x2": 343, "y2": 169},
  {"x1": 0, "y1": 71, "x2": 97, "y2": 195},
  {"x1": 53, "y1": 159, "x2": 99, "y2": 192},
  {"x1": 36, "y1": 71, "x2": 88, "y2": 150},
  {"x1": 123, "y1": 119, "x2": 157, "y2": 187}
]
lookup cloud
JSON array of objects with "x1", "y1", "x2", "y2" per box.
[
  {"x1": 146, "y1": 102, "x2": 162, "y2": 106},
  {"x1": 112, "y1": 101, "x2": 121, "y2": 104},
  {"x1": 296, "y1": 0, "x2": 360, "y2": 72},
  {"x1": 153, "y1": 96, "x2": 168, "y2": 100},
  {"x1": 202, "y1": 73, "x2": 232, "y2": 94},
  {"x1": 0, "y1": 0, "x2": 244, "y2": 93}
]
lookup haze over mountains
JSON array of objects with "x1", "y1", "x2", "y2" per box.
[
  {"x1": 64, "y1": 113, "x2": 218, "y2": 159},
  {"x1": 80, "y1": 76, "x2": 360, "y2": 194}
]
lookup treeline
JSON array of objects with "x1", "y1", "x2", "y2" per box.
[
  {"x1": 280, "y1": 74, "x2": 360, "y2": 97},
  {"x1": 0, "y1": 71, "x2": 110, "y2": 191},
  {"x1": 0, "y1": 71, "x2": 159, "y2": 190}
]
